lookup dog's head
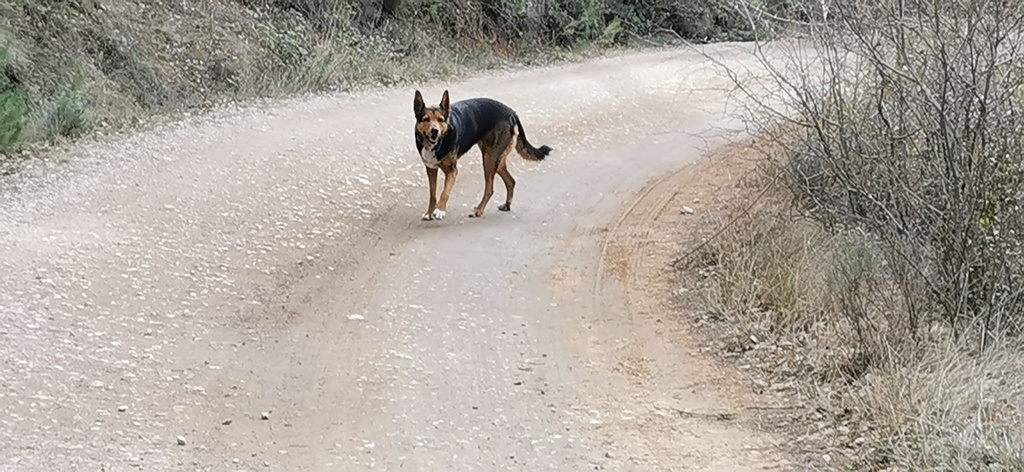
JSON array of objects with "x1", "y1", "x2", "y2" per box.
[{"x1": 413, "y1": 89, "x2": 451, "y2": 146}]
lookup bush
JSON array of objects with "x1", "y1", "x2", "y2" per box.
[
  {"x1": 696, "y1": 0, "x2": 1024, "y2": 468},
  {"x1": 735, "y1": 0, "x2": 1024, "y2": 350},
  {"x1": 688, "y1": 164, "x2": 1024, "y2": 469},
  {"x1": 29, "y1": 67, "x2": 91, "y2": 142},
  {"x1": 0, "y1": 43, "x2": 27, "y2": 152},
  {"x1": 0, "y1": 87, "x2": 27, "y2": 152}
]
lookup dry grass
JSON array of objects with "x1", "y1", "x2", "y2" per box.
[
  {"x1": 685, "y1": 1, "x2": 1024, "y2": 467},
  {"x1": 680, "y1": 152, "x2": 1024, "y2": 470},
  {"x1": 864, "y1": 341, "x2": 1024, "y2": 470}
]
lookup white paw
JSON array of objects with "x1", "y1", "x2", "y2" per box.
[
  {"x1": 421, "y1": 213, "x2": 433, "y2": 221},
  {"x1": 431, "y1": 209, "x2": 447, "y2": 220}
]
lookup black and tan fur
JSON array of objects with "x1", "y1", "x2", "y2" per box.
[{"x1": 413, "y1": 89, "x2": 552, "y2": 221}]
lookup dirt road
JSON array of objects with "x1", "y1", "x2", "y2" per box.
[{"x1": 1, "y1": 44, "x2": 791, "y2": 471}]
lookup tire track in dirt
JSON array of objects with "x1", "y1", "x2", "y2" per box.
[{"x1": 553, "y1": 140, "x2": 795, "y2": 470}]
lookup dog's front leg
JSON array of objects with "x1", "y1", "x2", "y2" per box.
[
  {"x1": 423, "y1": 166, "x2": 439, "y2": 220},
  {"x1": 434, "y1": 163, "x2": 458, "y2": 220}
]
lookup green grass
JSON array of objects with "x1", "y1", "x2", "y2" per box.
[
  {"x1": 0, "y1": 86, "x2": 26, "y2": 152},
  {"x1": 0, "y1": 42, "x2": 27, "y2": 152}
]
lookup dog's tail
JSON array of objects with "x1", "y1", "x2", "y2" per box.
[{"x1": 513, "y1": 114, "x2": 552, "y2": 162}]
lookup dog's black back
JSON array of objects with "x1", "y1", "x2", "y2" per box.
[{"x1": 447, "y1": 98, "x2": 516, "y2": 156}]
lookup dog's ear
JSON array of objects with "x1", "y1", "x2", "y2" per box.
[
  {"x1": 440, "y1": 90, "x2": 450, "y2": 115},
  {"x1": 414, "y1": 90, "x2": 426, "y2": 118}
]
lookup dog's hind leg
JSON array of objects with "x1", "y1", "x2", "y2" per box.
[
  {"x1": 471, "y1": 151, "x2": 498, "y2": 218},
  {"x1": 473, "y1": 123, "x2": 516, "y2": 218},
  {"x1": 496, "y1": 159, "x2": 515, "y2": 212},
  {"x1": 422, "y1": 166, "x2": 439, "y2": 220},
  {"x1": 496, "y1": 125, "x2": 517, "y2": 212}
]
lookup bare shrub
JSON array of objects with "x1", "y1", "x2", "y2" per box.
[
  {"x1": 732, "y1": 0, "x2": 1024, "y2": 350},
  {"x1": 690, "y1": 0, "x2": 1024, "y2": 467},
  {"x1": 685, "y1": 161, "x2": 1024, "y2": 468}
]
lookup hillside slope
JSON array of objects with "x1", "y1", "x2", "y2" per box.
[{"x1": 0, "y1": 0, "x2": 753, "y2": 152}]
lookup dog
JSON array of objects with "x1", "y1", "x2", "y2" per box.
[{"x1": 413, "y1": 89, "x2": 552, "y2": 221}]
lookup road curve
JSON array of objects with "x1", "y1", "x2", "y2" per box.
[{"x1": 0, "y1": 43, "x2": 786, "y2": 471}]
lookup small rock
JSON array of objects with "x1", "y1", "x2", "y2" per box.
[
  {"x1": 222, "y1": 419, "x2": 233, "y2": 425},
  {"x1": 693, "y1": 198, "x2": 701, "y2": 203},
  {"x1": 232, "y1": 458, "x2": 240, "y2": 464},
  {"x1": 176, "y1": 436, "x2": 187, "y2": 446},
  {"x1": 347, "y1": 314, "x2": 365, "y2": 321},
  {"x1": 260, "y1": 411, "x2": 270, "y2": 420},
  {"x1": 822, "y1": 454, "x2": 831, "y2": 463},
  {"x1": 680, "y1": 206, "x2": 695, "y2": 215},
  {"x1": 263, "y1": 461, "x2": 271, "y2": 467},
  {"x1": 117, "y1": 405, "x2": 128, "y2": 412}
]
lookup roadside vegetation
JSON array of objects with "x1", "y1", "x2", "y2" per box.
[
  {"x1": 0, "y1": 0, "x2": 769, "y2": 154},
  {"x1": 688, "y1": 0, "x2": 1024, "y2": 469}
]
